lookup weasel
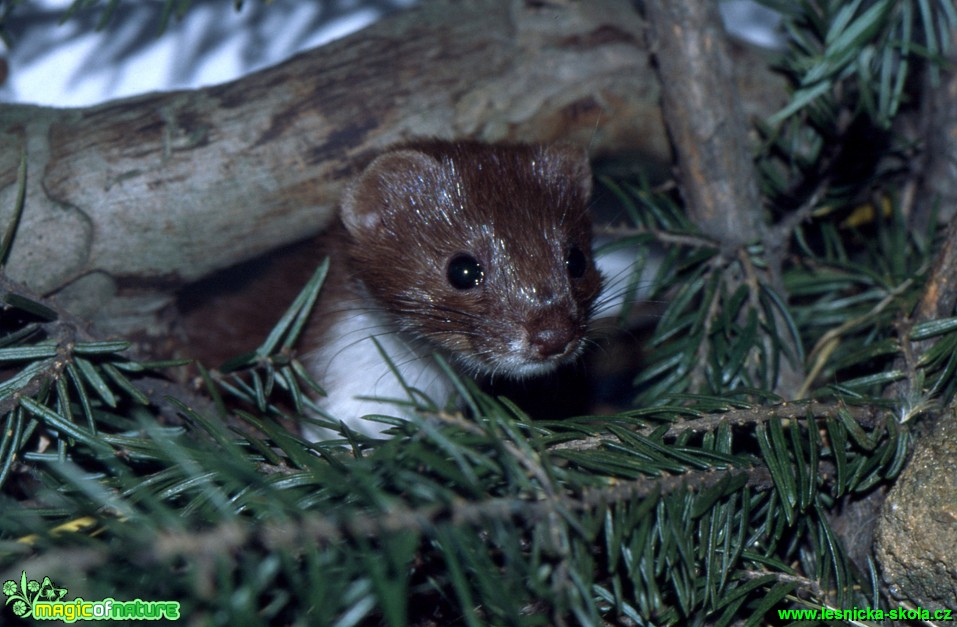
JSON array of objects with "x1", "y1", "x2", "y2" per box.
[{"x1": 301, "y1": 140, "x2": 603, "y2": 439}]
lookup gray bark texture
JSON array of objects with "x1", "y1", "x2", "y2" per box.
[{"x1": 0, "y1": 0, "x2": 784, "y2": 339}]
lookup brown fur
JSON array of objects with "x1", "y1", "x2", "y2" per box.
[
  {"x1": 332, "y1": 141, "x2": 602, "y2": 377},
  {"x1": 180, "y1": 141, "x2": 602, "y2": 429}
]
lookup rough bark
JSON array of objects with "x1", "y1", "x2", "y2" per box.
[
  {"x1": 906, "y1": 24, "x2": 957, "y2": 349},
  {"x1": 876, "y1": 411, "x2": 957, "y2": 609},
  {"x1": 642, "y1": 0, "x2": 766, "y2": 249},
  {"x1": 875, "y1": 25, "x2": 957, "y2": 608},
  {"x1": 641, "y1": 0, "x2": 802, "y2": 398},
  {"x1": 0, "y1": 0, "x2": 784, "y2": 338}
]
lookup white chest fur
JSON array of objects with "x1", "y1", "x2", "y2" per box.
[
  {"x1": 302, "y1": 306, "x2": 454, "y2": 440},
  {"x1": 299, "y1": 141, "x2": 601, "y2": 441}
]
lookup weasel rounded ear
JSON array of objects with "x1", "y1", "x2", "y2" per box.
[
  {"x1": 340, "y1": 149, "x2": 442, "y2": 237},
  {"x1": 545, "y1": 143, "x2": 593, "y2": 201}
]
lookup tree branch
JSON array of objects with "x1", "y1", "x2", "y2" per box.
[
  {"x1": 641, "y1": 0, "x2": 803, "y2": 397},
  {"x1": 642, "y1": 0, "x2": 766, "y2": 249},
  {"x1": 0, "y1": 0, "x2": 786, "y2": 342}
]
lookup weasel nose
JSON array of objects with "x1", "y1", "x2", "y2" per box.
[{"x1": 527, "y1": 311, "x2": 578, "y2": 359}]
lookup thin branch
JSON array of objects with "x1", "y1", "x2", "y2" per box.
[
  {"x1": 654, "y1": 400, "x2": 885, "y2": 439},
  {"x1": 0, "y1": 274, "x2": 207, "y2": 422},
  {"x1": 800, "y1": 278, "x2": 914, "y2": 399},
  {"x1": 595, "y1": 223, "x2": 719, "y2": 250},
  {"x1": 770, "y1": 174, "x2": 832, "y2": 246},
  {"x1": 642, "y1": 1, "x2": 806, "y2": 397},
  {"x1": 642, "y1": 0, "x2": 766, "y2": 249},
  {"x1": 140, "y1": 465, "x2": 776, "y2": 559},
  {"x1": 547, "y1": 399, "x2": 886, "y2": 449}
]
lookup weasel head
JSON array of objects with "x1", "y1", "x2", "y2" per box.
[{"x1": 340, "y1": 141, "x2": 602, "y2": 378}]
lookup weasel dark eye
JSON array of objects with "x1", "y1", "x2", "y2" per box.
[
  {"x1": 447, "y1": 253, "x2": 485, "y2": 290},
  {"x1": 566, "y1": 246, "x2": 588, "y2": 279}
]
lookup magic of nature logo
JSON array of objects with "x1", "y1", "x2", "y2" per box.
[{"x1": 3, "y1": 571, "x2": 180, "y2": 622}]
